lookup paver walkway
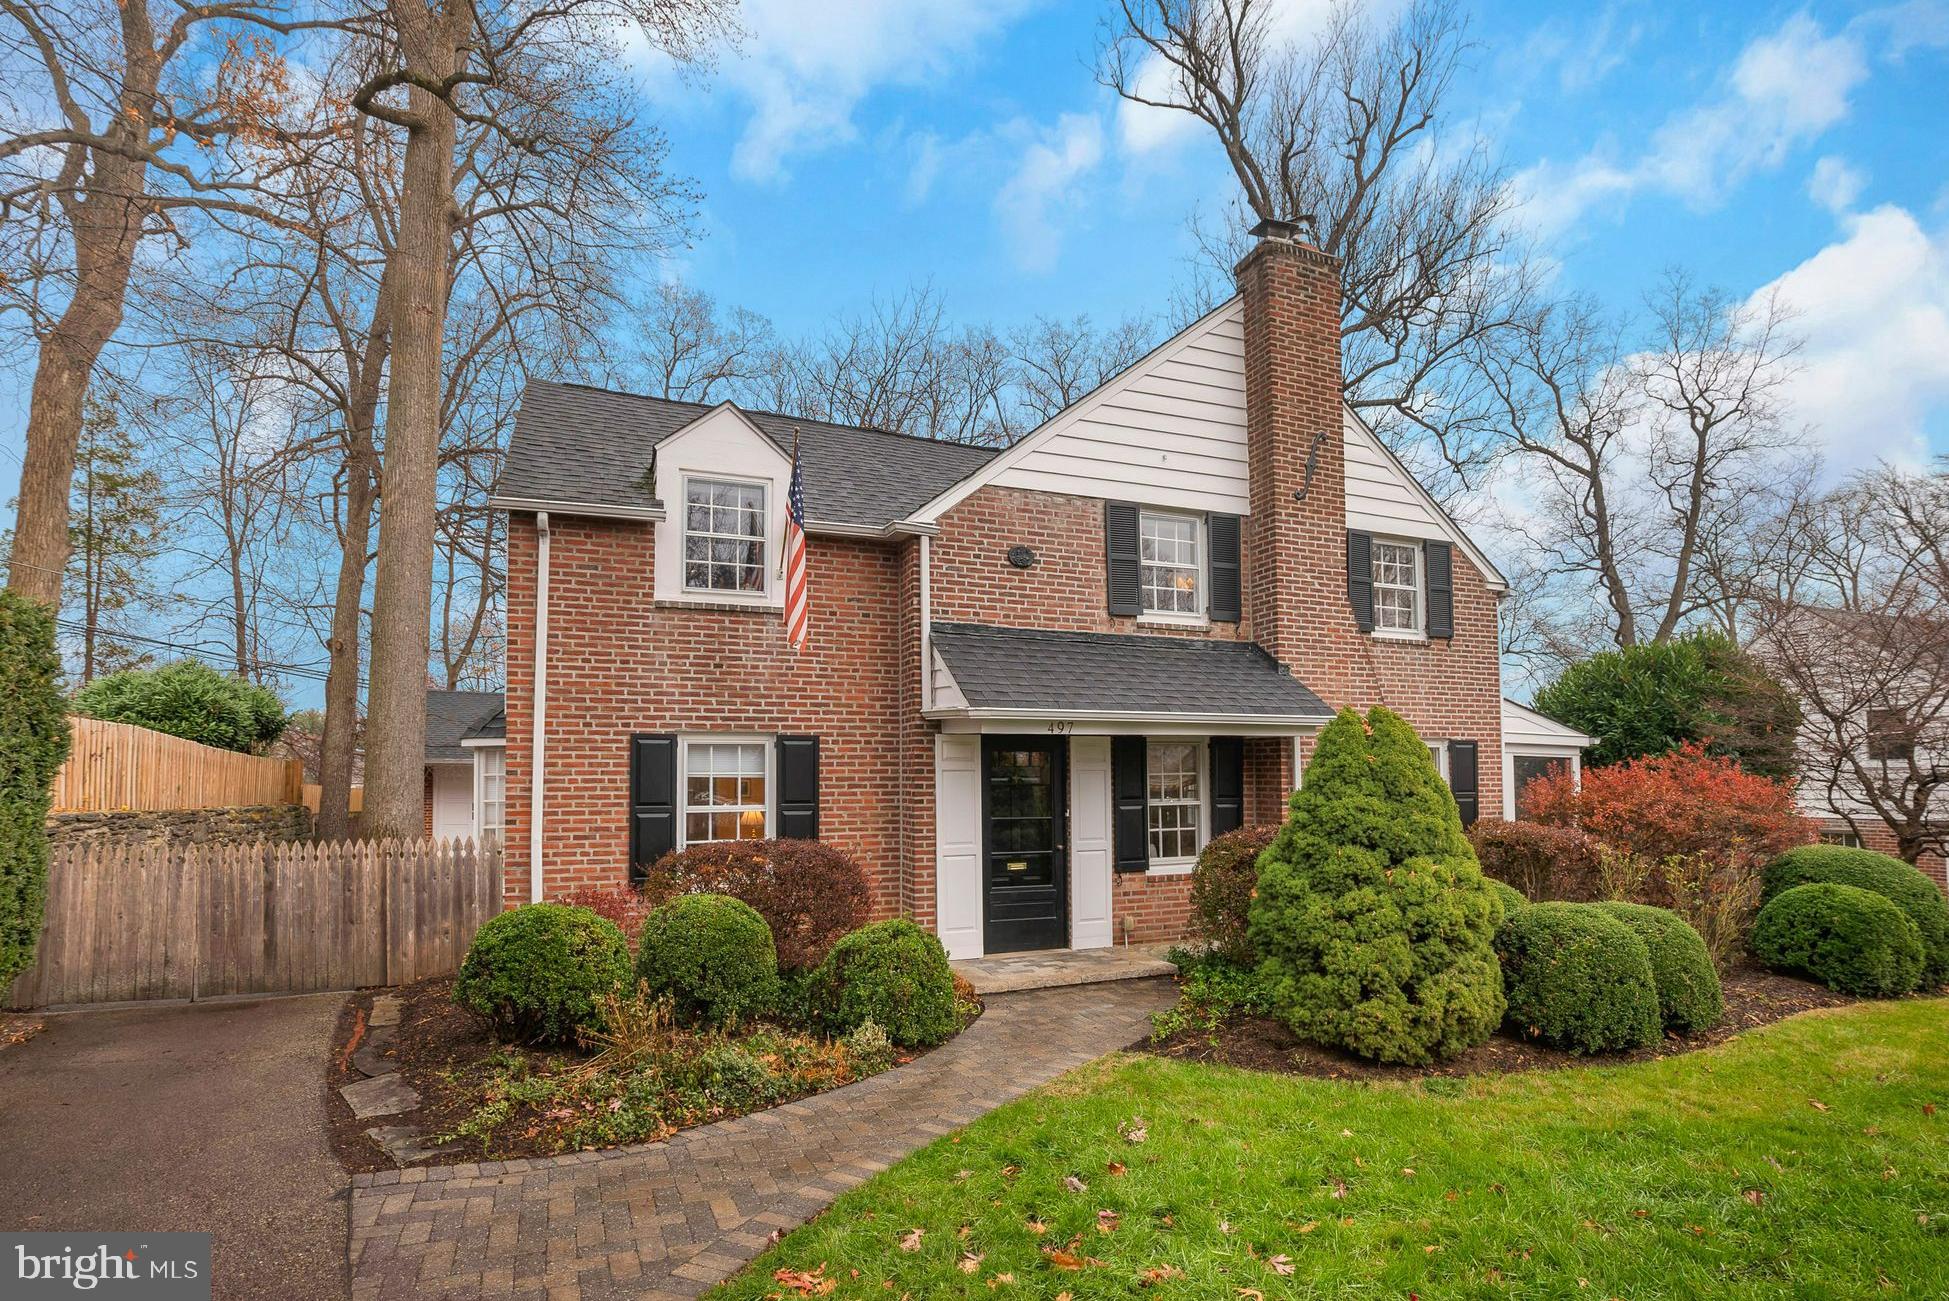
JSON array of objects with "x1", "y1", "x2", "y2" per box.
[{"x1": 348, "y1": 977, "x2": 1174, "y2": 1300}]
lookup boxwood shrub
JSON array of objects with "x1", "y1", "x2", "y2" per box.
[
  {"x1": 1187, "y1": 824, "x2": 1278, "y2": 965},
  {"x1": 1592, "y1": 901, "x2": 1723, "y2": 1033},
  {"x1": 1495, "y1": 902, "x2": 1662, "y2": 1053},
  {"x1": 1751, "y1": 882, "x2": 1925, "y2": 997},
  {"x1": 454, "y1": 903, "x2": 633, "y2": 1044},
  {"x1": 1762, "y1": 844, "x2": 1949, "y2": 987},
  {"x1": 807, "y1": 919, "x2": 958, "y2": 1048},
  {"x1": 1485, "y1": 877, "x2": 1529, "y2": 922},
  {"x1": 636, "y1": 893, "x2": 779, "y2": 1027}
]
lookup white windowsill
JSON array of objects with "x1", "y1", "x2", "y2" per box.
[
  {"x1": 1372, "y1": 628, "x2": 1428, "y2": 643},
  {"x1": 1146, "y1": 859, "x2": 1196, "y2": 876},
  {"x1": 1138, "y1": 609, "x2": 1208, "y2": 628},
  {"x1": 661, "y1": 592, "x2": 781, "y2": 613}
]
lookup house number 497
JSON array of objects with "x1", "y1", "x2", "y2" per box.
[{"x1": 1046, "y1": 721, "x2": 1073, "y2": 734}]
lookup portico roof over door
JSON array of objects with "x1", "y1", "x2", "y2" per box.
[{"x1": 925, "y1": 622, "x2": 1334, "y2": 735}]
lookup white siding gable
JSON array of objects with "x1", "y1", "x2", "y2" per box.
[
  {"x1": 944, "y1": 300, "x2": 1252, "y2": 518},
  {"x1": 651, "y1": 404, "x2": 790, "y2": 610},
  {"x1": 1344, "y1": 409, "x2": 1509, "y2": 591}
]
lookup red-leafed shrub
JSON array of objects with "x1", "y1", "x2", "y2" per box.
[
  {"x1": 559, "y1": 885, "x2": 653, "y2": 943},
  {"x1": 641, "y1": 839, "x2": 871, "y2": 971},
  {"x1": 1468, "y1": 819, "x2": 1607, "y2": 902},
  {"x1": 1523, "y1": 743, "x2": 1816, "y2": 957},
  {"x1": 1188, "y1": 824, "x2": 1280, "y2": 965},
  {"x1": 1523, "y1": 743, "x2": 1815, "y2": 882}
]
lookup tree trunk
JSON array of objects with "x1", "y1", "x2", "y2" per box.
[
  {"x1": 5, "y1": 2, "x2": 158, "y2": 610},
  {"x1": 318, "y1": 437, "x2": 379, "y2": 841},
  {"x1": 361, "y1": 67, "x2": 456, "y2": 840}
]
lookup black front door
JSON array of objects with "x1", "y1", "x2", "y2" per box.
[{"x1": 981, "y1": 736, "x2": 1068, "y2": 953}]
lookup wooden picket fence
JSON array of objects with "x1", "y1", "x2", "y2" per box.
[
  {"x1": 52, "y1": 717, "x2": 304, "y2": 813},
  {"x1": 6, "y1": 837, "x2": 503, "y2": 1009}
]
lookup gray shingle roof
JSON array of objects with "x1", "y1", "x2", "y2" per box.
[
  {"x1": 501, "y1": 380, "x2": 998, "y2": 529},
  {"x1": 426, "y1": 690, "x2": 505, "y2": 762},
  {"x1": 930, "y1": 623, "x2": 1333, "y2": 721}
]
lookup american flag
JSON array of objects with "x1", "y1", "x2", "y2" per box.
[{"x1": 783, "y1": 431, "x2": 808, "y2": 649}]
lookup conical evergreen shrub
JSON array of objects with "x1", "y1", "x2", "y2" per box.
[{"x1": 1247, "y1": 706, "x2": 1506, "y2": 1065}]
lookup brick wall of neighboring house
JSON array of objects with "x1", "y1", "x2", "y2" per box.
[
  {"x1": 502, "y1": 513, "x2": 911, "y2": 913},
  {"x1": 1817, "y1": 816, "x2": 1949, "y2": 893},
  {"x1": 1237, "y1": 233, "x2": 1505, "y2": 821}
]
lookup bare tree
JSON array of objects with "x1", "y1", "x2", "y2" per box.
[
  {"x1": 0, "y1": 0, "x2": 307, "y2": 607},
  {"x1": 1100, "y1": 0, "x2": 1527, "y2": 483},
  {"x1": 1754, "y1": 467, "x2": 1949, "y2": 864},
  {"x1": 1483, "y1": 273, "x2": 1804, "y2": 665},
  {"x1": 1010, "y1": 314, "x2": 1155, "y2": 425},
  {"x1": 608, "y1": 281, "x2": 774, "y2": 403}
]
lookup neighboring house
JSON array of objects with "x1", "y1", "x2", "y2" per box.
[
  {"x1": 422, "y1": 689, "x2": 507, "y2": 849},
  {"x1": 1500, "y1": 699, "x2": 1594, "y2": 821},
  {"x1": 487, "y1": 220, "x2": 1570, "y2": 958},
  {"x1": 1753, "y1": 607, "x2": 1948, "y2": 889}
]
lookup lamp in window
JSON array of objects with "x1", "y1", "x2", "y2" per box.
[{"x1": 738, "y1": 809, "x2": 766, "y2": 840}]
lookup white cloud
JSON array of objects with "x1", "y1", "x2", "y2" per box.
[
  {"x1": 1512, "y1": 14, "x2": 1870, "y2": 236},
  {"x1": 1755, "y1": 204, "x2": 1949, "y2": 469},
  {"x1": 639, "y1": 0, "x2": 1038, "y2": 184},
  {"x1": 993, "y1": 112, "x2": 1104, "y2": 272},
  {"x1": 1807, "y1": 156, "x2": 1867, "y2": 215}
]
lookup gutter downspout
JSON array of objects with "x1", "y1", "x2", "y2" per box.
[
  {"x1": 918, "y1": 533, "x2": 932, "y2": 710},
  {"x1": 530, "y1": 511, "x2": 551, "y2": 904}
]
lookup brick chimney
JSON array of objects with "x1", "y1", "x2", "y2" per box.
[{"x1": 1237, "y1": 217, "x2": 1355, "y2": 708}]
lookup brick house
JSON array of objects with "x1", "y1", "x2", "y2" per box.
[{"x1": 487, "y1": 221, "x2": 1586, "y2": 958}]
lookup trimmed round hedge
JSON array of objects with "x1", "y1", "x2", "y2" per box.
[
  {"x1": 808, "y1": 919, "x2": 958, "y2": 1048},
  {"x1": 454, "y1": 903, "x2": 633, "y2": 1044},
  {"x1": 1751, "y1": 882, "x2": 1924, "y2": 997},
  {"x1": 1495, "y1": 902, "x2": 1662, "y2": 1054},
  {"x1": 1593, "y1": 901, "x2": 1723, "y2": 1033},
  {"x1": 636, "y1": 893, "x2": 779, "y2": 1027},
  {"x1": 1486, "y1": 877, "x2": 1529, "y2": 922},
  {"x1": 1762, "y1": 845, "x2": 1949, "y2": 987}
]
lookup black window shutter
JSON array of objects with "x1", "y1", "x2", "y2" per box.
[
  {"x1": 1347, "y1": 531, "x2": 1374, "y2": 632},
  {"x1": 1209, "y1": 737, "x2": 1244, "y2": 837},
  {"x1": 776, "y1": 734, "x2": 820, "y2": 840},
  {"x1": 629, "y1": 734, "x2": 678, "y2": 878},
  {"x1": 1448, "y1": 739, "x2": 1479, "y2": 827},
  {"x1": 1111, "y1": 735, "x2": 1149, "y2": 873},
  {"x1": 1105, "y1": 502, "x2": 1140, "y2": 618},
  {"x1": 1208, "y1": 513, "x2": 1242, "y2": 623},
  {"x1": 1425, "y1": 541, "x2": 1454, "y2": 639}
]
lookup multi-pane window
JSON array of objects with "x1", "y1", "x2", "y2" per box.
[
  {"x1": 1820, "y1": 829, "x2": 1863, "y2": 848},
  {"x1": 1139, "y1": 512, "x2": 1200, "y2": 617},
  {"x1": 477, "y1": 748, "x2": 505, "y2": 850},
  {"x1": 1512, "y1": 754, "x2": 1569, "y2": 821},
  {"x1": 1372, "y1": 540, "x2": 1421, "y2": 632},
  {"x1": 1867, "y1": 707, "x2": 1914, "y2": 762},
  {"x1": 1147, "y1": 740, "x2": 1202, "y2": 862},
  {"x1": 683, "y1": 742, "x2": 768, "y2": 844},
  {"x1": 684, "y1": 478, "x2": 766, "y2": 594}
]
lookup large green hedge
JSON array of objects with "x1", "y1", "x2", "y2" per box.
[
  {"x1": 1762, "y1": 845, "x2": 1949, "y2": 987},
  {"x1": 1751, "y1": 882, "x2": 1925, "y2": 997},
  {"x1": 1496, "y1": 902, "x2": 1663, "y2": 1053},
  {"x1": 805, "y1": 919, "x2": 959, "y2": 1048},
  {"x1": 454, "y1": 903, "x2": 633, "y2": 1044},
  {"x1": 73, "y1": 659, "x2": 285, "y2": 754},
  {"x1": 636, "y1": 893, "x2": 779, "y2": 1027},
  {"x1": 0, "y1": 593, "x2": 70, "y2": 987},
  {"x1": 1532, "y1": 633, "x2": 1801, "y2": 777},
  {"x1": 1248, "y1": 706, "x2": 1505, "y2": 1066},
  {"x1": 1592, "y1": 901, "x2": 1723, "y2": 1033}
]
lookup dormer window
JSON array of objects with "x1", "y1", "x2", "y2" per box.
[
  {"x1": 684, "y1": 477, "x2": 766, "y2": 594},
  {"x1": 1139, "y1": 510, "x2": 1201, "y2": 619}
]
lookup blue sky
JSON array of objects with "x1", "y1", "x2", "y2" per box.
[{"x1": 629, "y1": 0, "x2": 1949, "y2": 469}]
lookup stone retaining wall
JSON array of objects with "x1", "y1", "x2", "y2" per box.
[{"x1": 48, "y1": 803, "x2": 314, "y2": 849}]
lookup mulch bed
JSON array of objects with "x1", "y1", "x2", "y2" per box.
[
  {"x1": 328, "y1": 974, "x2": 981, "y2": 1174},
  {"x1": 1140, "y1": 963, "x2": 1860, "y2": 1081}
]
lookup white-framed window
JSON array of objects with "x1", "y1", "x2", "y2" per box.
[
  {"x1": 681, "y1": 738, "x2": 770, "y2": 845},
  {"x1": 1139, "y1": 510, "x2": 1202, "y2": 620},
  {"x1": 1426, "y1": 741, "x2": 1448, "y2": 780},
  {"x1": 1146, "y1": 738, "x2": 1205, "y2": 867},
  {"x1": 1820, "y1": 829, "x2": 1863, "y2": 849},
  {"x1": 1373, "y1": 539, "x2": 1421, "y2": 633},
  {"x1": 476, "y1": 747, "x2": 505, "y2": 850},
  {"x1": 683, "y1": 477, "x2": 767, "y2": 595}
]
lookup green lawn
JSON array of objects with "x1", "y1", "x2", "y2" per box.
[{"x1": 711, "y1": 1000, "x2": 1949, "y2": 1299}]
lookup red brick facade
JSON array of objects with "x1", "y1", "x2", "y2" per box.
[{"x1": 500, "y1": 231, "x2": 1509, "y2": 952}]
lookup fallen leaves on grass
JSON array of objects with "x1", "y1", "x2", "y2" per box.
[
  {"x1": 1119, "y1": 1117, "x2": 1149, "y2": 1144},
  {"x1": 1096, "y1": 1209, "x2": 1121, "y2": 1234},
  {"x1": 1107, "y1": 1161, "x2": 1127, "y2": 1176},
  {"x1": 1743, "y1": 1189, "x2": 1766, "y2": 1207},
  {"x1": 1063, "y1": 1175, "x2": 1089, "y2": 1193},
  {"x1": 772, "y1": 1263, "x2": 836, "y2": 1295},
  {"x1": 898, "y1": 1229, "x2": 923, "y2": 1252},
  {"x1": 1139, "y1": 1264, "x2": 1184, "y2": 1285},
  {"x1": 957, "y1": 1252, "x2": 983, "y2": 1274},
  {"x1": 1267, "y1": 1254, "x2": 1295, "y2": 1276},
  {"x1": 1809, "y1": 1099, "x2": 1831, "y2": 1112}
]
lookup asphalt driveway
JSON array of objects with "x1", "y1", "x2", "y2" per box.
[{"x1": 0, "y1": 993, "x2": 349, "y2": 1301}]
